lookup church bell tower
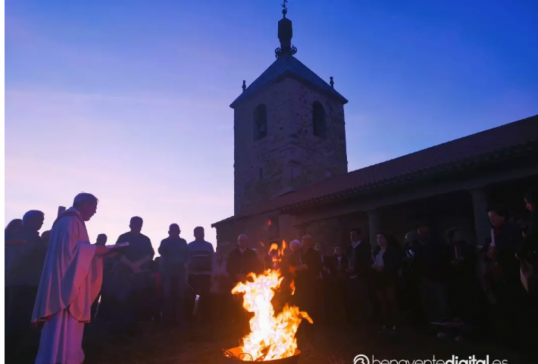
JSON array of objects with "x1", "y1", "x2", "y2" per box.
[{"x1": 232, "y1": 2, "x2": 348, "y2": 215}]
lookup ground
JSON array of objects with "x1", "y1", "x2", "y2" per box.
[
  {"x1": 12, "y1": 319, "x2": 534, "y2": 364},
  {"x1": 12, "y1": 321, "x2": 533, "y2": 364}
]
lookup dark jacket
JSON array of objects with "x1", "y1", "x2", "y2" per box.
[
  {"x1": 518, "y1": 212, "x2": 538, "y2": 263},
  {"x1": 484, "y1": 222, "x2": 522, "y2": 283},
  {"x1": 372, "y1": 245, "x2": 402, "y2": 275},
  {"x1": 288, "y1": 248, "x2": 323, "y2": 287},
  {"x1": 346, "y1": 241, "x2": 373, "y2": 278},
  {"x1": 328, "y1": 255, "x2": 350, "y2": 281},
  {"x1": 410, "y1": 236, "x2": 451, "y2": 282},
  {"x1": 227, "y1": 248, "x2": 261, "y2": 282},
  {"x1": 158, "y1": 237, "x2": 189, "y2": 276},
  {"x1": 449, "y1": 240, "x2": 477, "y2": 278}
]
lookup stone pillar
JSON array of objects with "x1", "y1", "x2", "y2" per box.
[
  {"x1": 470, "y1": 188, "x2": 490, "y2": 246},
  {"x1": 368, "y1": 209, "x2": 380, "y2": 247}
]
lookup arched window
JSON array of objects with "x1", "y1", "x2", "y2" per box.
[
  {"x1": 253, "y1": 104, "x2": 268, "y2": 141},
  {"x1": 312, "y1": 101, "x2": 326, "y2": 138}
]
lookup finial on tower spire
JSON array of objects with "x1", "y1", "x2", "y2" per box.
[
  {"x1": 275, "y1": 0, "x2": 297, "y2": 58},
  {"x1": 242, "y1": 80, "x2": 246, "y2": 92},
  {"x1": 330, "y1": 76, "x2": 334, "y2": 88}
]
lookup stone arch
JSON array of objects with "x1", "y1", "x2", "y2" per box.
[
  {"x1": 312, "y1": 101, "x2": 326, "y2": 138},
  {"x1": 253, "y1": 104, "x2": 268, "y2": 140}
]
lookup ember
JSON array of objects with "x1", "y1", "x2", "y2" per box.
[{"x1": 227, "y1": 249, "x2": 311, "y2": 362}]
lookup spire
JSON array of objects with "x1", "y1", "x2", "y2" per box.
[{"x1": 275, "y1": 0, "x2": 297, "y2": 59}]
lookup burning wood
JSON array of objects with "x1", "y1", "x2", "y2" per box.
[{"x1": 227, "y1": 241, "x2": 312, "y2": 362}]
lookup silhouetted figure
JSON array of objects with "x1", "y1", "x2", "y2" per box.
[
  {"x1": 372, "y1": 233, "x2": 402, "y2": 332},
  {"x1": 483, "y1": 205, "x2": 526, "y2": 348},
  {"x1": 345, "y1": 228, "x2": 373, "y2": 327},
  {"x1": 113, "y1": 217, "x2": 155, "y2": 333},
  {"x1": 227, "y1": 234, "x2": 261, "y2": 332},
  {"x1": 91, "y1": 234, "x2": 108, "y2": 319},
  {"x1": 159, "y1": 224, "x2": 189, "y2": 328},
  {"x1": 6, "y1": 210, "x2": 46, "y2": 361},
  {"x1": 187, "y1": 226, "x2": 215, "y2": 325}
]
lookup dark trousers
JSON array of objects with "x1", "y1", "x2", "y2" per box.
[
  {"x1": 420, "y1": 278, "x2": 449, "y2": 322},
  {"x1": 188, "y1": 274, "x2": 211, "y2": 323},
  {"x1": 162, "y1": 275, "x2": 186, "y2": 326},
  {"x1": 326, "y1": 279, "x2": 347, "y2": 326},
  {"x1": 210, "y1": 292, "x2": 232, "y2": 326},
  {"x1": 6, "y1": 286, "x2": 39, "y2": 360},
  {"x1": 346, "y1": 277, "x2": 372, "y2": 325}
]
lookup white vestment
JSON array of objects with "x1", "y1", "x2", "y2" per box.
[{"x1": 32, "y1": 208, "x2": 103, "y2": 364}]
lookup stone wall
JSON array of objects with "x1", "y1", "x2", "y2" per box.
[
  {"x1": 214, "y1": 210, "x2": 287, "y2": 250},
  {"x1": 233, "y1": 76, "x2": 348, "y2": 215}
]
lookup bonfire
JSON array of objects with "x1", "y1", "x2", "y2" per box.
[{"x1": 228, "y1": 242, "x2": 312, "y2": 361}]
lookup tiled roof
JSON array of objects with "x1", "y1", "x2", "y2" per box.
[
  {"x1": 230, "y1": 54, "x2": 348, "y2": 108},
  {"x1": 212, "y1": 114, "x2": 538, "y2": 227}
]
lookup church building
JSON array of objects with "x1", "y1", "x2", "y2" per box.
[{"x1": 212, "y1": 6, "x2": 538, "y2": 253}]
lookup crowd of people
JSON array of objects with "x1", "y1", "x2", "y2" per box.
[{"x1": 4, "y1": 187, "x2": 538, "y2": 363}]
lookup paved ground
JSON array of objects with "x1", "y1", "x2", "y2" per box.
[{"x1": 12, "y1": 322, "x2": 534, "y2": 364}]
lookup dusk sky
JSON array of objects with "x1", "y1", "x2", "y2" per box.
[{"x1": 6, "y1": 0, "x2": 538, "y2": 250}]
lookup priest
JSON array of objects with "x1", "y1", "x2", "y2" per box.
[{"x1": 32, "y1": 193, "x2": 112, "y2": 364}]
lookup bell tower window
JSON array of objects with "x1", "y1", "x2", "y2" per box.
[
  {"x1": 254, "y1": 104, "x2": 268, "y2": 141},
  {"x1": 312, "y1": 101, "x2": 326, "y2": 138}
]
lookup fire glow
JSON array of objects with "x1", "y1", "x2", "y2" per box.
[{"x1": 230, "y1": 241, "x2": 312, "y2": 361}]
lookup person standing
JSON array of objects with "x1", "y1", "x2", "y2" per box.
[
  {"x1": 372, "y1": 233, "x2": 402, "y2": 332},
  {"x1": 114, "y1": 217, "x2": 155, "y2": 332},
  {"x1": 345, "y1": 228, "x2": 373, "y2": 327},
  {"x1": 5, "y1": 210, "x2": 46, "y2": 361},
  {"x1": 32, "y1": 193, "x2": 112, "y2": 364},
  {"x1": 187, "y1": 226, "x2": 215, "y2": 324},
  {"x1": 158, "y1": 224, "x2": 189, "y2": 328},
  {"x1": 90, "y1": 234, "x2": 108, "y2": 320}
]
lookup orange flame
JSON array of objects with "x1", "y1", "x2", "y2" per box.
[{"x1": 232, "y1": 270, "x2": 312, "y2": 361}]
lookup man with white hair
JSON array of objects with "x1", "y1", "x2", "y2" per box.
[
  {"x1": 227, "y1": 234, "x2": 261, "y2": 283},
  {"x1": 32, "y1": 193, "x2": 112, "y2": 364},
  {"x1": 227, "y1": 234, "x2": 262, "y2": 332},
  {"x1": 290, "y1": 239, "x2": 302, "y2": 252},
  {"x1": 288, "y1": 235, "x2": 322, "y2": 323}
]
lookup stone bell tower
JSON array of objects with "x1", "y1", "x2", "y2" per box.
[{"x1": 232, "y1": 2, "x2": 348, "y2": 215}]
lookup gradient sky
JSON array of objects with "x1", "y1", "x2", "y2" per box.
[{"x1": 6, "y1": 0, "x2": 538, "y2": 251}]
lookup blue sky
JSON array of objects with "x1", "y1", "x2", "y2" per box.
[{"x1": 6, "y1": 0, "x2": 538, "y2": 249}]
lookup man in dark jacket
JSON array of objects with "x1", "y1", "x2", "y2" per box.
[
  {"x1": 227, "y1": 234, "x2": 262, "y2": 332},
  {"x1": 345, "y1": 228, "x2": 373, "y2": 326},
  {"x1": 227, "y1": 234, "x2": 261, "y2": 283},
  {"x1": 412, "y1": 222, "x2": 451, "y2": 323},
  {"x1": 485, "y1": 205, "x2": 528, "y2": 349},
  {"x1": 159, "y1": 224, "x2": 189, "y2": 328}
]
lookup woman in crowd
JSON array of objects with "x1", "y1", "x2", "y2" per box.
[{"x1": 372, "y1": 232, "x2": 402, "y2": 332}]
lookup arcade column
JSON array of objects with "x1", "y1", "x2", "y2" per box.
[
  {"x1": 470, "y1": 188, "x2": 490, "y2": 247},
  {"x1": 368, "y1": 209, "x2": 380, "y2": 247}
]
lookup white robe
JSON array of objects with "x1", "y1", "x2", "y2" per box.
[{"x1": 32, "y1": 208, "x2": 103, "y2": 364}]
